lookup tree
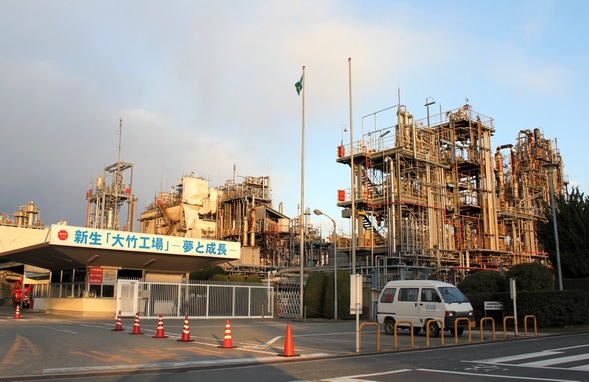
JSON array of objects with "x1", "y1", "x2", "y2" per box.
[
  {"x1": 458, "y1": 270, "x2": 505, "y2": 294},
  {"x1": 506, "y1": 262, "x2": 554, "y2": 291},
  {"x1": 538, "y1": 187, "x2": 589, "y2": 278}
]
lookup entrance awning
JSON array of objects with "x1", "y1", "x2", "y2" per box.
[{"x1": 0, "y1": 224, "x2": 241, "y2": 272}]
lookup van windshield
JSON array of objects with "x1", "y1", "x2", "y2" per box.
[{"x1": 439, "y1": 287, "x2": 469, "y2": 303}]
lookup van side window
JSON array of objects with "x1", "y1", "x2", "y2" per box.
[
  {"x1": 380, "y1": 288, "x2": 396, "y2": 303},
  {"x1": 398, "y1": 288, "x2": 419, "y2": 302},
  {"x1": 421, "y1": 288, "x2": 441, "y2": 303}
]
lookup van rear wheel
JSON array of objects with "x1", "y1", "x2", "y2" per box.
[{"x1": 384, "y1": 318, "x2": 395, "y2": 335}]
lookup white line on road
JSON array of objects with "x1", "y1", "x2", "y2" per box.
[
  {"x1": 417, "y1": 368, "x2": 579, "y2": 381},
  {"x1": 519, "y1": 353, "x2": 589, "y2": 367}
]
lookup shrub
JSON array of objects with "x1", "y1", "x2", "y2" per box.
[
  {"x1": 324, "y1": 269, "x2": 351, "y2": 319},
  {"x1": 303, "y1": 272, "x2": 328, "y2": 318},
  {"x1": 228, "y1": 273, "x2": 245, "y2": 282},
  {"x1": 245, "y1": 274, "x2": 263, "y2": 283},
  {"x1": 209, "y1": 273, "x2": 228, "y2": 281},
  {"x1": 465, "y1": 290, "x2": 587, "y2": 327},
  {"x1": 190, "y1": 266, "x2": 226, "y2": 281},
  {"x1": 458, "y1": 270, "x2": 506, "y2": 294},
  {"x1": 507, "y1": 262, "x2": 555, "y2": 291}
]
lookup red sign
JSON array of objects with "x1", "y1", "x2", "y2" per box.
[
  {"x1": 88, "y1": 267, "x2": 103, "y2": 284},
  {"x1": 57, "y1": 230, "x2": 68, "y2": 240}
]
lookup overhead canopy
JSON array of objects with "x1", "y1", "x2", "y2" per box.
[{"x1": 0, "y1": 224, "x2": 241, "y2": 273}]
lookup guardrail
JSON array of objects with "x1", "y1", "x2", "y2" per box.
[
  {"x1": 453, "y1": 318, "x2": 473, "y2": 344},
  {"x1": 503, "y1": 315, "x2": 517, "y2": 338},
  {"x1": 479, "y1": 317, "x2": 496, "y2": 341},
  {"x1": 425, "y1": 319, "x2": 445, "y2": 347},
  {"x1": 359, "y1": 322, "x2": 381, "y2": 352},
  {"x1": 524, "y1": 315, "x2": 538, "y2": 336},
  {"x1": 393, "y1": 320, "x2": 415, "y2": 349}
]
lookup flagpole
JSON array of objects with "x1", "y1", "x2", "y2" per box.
[
  {"x1": 349, "y1": 58, "x2": 356, "y2": 276},
  {"x1": 299, "y1": 65, "x2": 305, "y2": 319}
]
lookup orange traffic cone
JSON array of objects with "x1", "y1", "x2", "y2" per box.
[
  {"x1": 14, "y1": 305, "x2": 20, "y2": 319},
  {"x1": 111, "y1": 310, "x2": 124, "y2": 331},
  {"x1": 129, "y1": 312, "x2": 144, "y2": 335},
  {"x1": 278, "y1": 324, "x2": 299, "y2": 357},
  {"x1": 177, "y1": 315, "x2": 194, "y2": 342},
  {"x1": 218, "y1": 319, "x2": 237, "y2": 348},
  {"x1": 152, "y1": 315, "x2": 168, "y2": 338}
]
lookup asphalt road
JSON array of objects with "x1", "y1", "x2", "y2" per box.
[{"x1": 1, "y1": 307, "x2": 587, "y2": 381}]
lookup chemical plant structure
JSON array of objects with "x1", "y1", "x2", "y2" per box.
[
  {"x1": 1, "y1": 101, "x2": 568, "y2": 292},
  {"x1": 335, "y1": 102, "x2": 567, "y2": 287}
]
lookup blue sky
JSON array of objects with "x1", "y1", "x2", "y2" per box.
[{"x1": 1, "y1": 0, "x2": 587, "y2": 237}]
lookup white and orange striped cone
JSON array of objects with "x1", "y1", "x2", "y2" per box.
[
  {"x1": 177, "y1": 315, "x2": 194, "y2": 342},
  {"x1": 14, "y1": 305, "x2": 20, "y2": 319},
  {"x1": 218, "y1": 319, "x2": 237, "y2": 348},
  {"x1": 111, "y1": 310, "x2": 124, "y2": 331},
  {"x1": 278, "y1": 324, "x2": 300, "y2": 357},
  {"x1": 152, "y1": 315, "x2": 168, "y2": 338},
  {"x1": 129, "y1": 312, "x2": 144, "y2": 335}
]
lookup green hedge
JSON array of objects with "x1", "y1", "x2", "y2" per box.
[
  {"x1": 466, "y1": 290, "x2": 588, "y2": 327},
  {"x1": 323, "y1": 269, "x2": 351, "y2": 319},
  {"x1": 303, "y1": 272, "x2": 328, "y2": 318}
]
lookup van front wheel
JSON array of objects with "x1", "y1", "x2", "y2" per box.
[
  {"x1": 450, "y1": 327, "x2": 464, "y2": 336},
  {"x1": 427, "y1": 321, "x2": 440, "y2": 337},
  {"x1": 384, "y1": 318, "x2": 395, "y2": 335}
]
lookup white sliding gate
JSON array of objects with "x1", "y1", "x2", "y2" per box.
[{"x1": 116, "y1": 280, "x2": 274, "y2": 319}]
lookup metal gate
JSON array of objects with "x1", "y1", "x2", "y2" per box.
[
  {"x1": 116, "y1": 280, "x2": 274, "y2": 319},
  {"x1": 276, "y1": 282, "x2": 300, "y2": 319}
]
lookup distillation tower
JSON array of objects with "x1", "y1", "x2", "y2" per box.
[{"x1": 85, "y1": 120, "x2": 137, "y2": 231}]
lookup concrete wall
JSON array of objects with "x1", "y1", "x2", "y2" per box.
[{"x1": 37, "y1": 297, "x2": 116, "y2": 317}]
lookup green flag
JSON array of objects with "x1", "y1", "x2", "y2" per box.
[{"x1": 295, "y1": 75, "x2": 303, "y2": 95}]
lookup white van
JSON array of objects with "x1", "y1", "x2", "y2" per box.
[{"x1": 376, "y1": 280, "x2": 474, "y2": 337}]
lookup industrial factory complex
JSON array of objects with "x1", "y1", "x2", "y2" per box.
[{"x1": 0, "y1": 101, "x2": 566, "y2": 317}]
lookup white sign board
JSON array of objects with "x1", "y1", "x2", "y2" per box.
[
  {"x1": 350, "y1": 274, "x2": 363, "y2": 314},
  {"x1": 49, "y1": 224, "x2": 240, "y2": 260},
  {"x1": 484, "y1": 301, "x2": 503, "y2": 311}
]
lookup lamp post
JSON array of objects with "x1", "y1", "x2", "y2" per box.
[
  {"x1": 543, "y1": 163, "x2": 564, "y2": 291},
  {"x1": 314, "y1": 209, "x2": 337, "y2": 319}
]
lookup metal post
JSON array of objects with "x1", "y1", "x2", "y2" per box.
[
  {"x1": 425, "y1": 97, "x2": 435, "y2": 128},
  {"x1": 348, "y1": 57, "x2": 360, "y2": 354},
  {"x1": 543, "y1": 163, "x2": 564, "y2": 291}
]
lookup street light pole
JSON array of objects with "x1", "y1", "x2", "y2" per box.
[
  {"x1": 314, "y1": 209, "x2": 337, "y2": 319},
  {"x1": 543, "y1": 163, "x2": 564, "y2": 291}
]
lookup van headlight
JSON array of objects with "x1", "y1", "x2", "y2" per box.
[
  {"x1": 446, "y1": 311, "x2": 455, "y2": 317},
  {"x1": 468, "y1": 311, "x2": 473, "y2": 316}
]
